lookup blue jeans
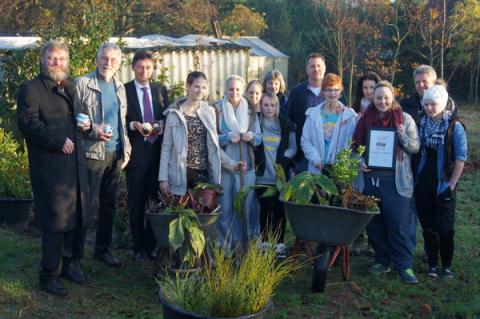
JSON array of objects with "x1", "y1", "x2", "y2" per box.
[{"x1": 364, "y1": 173, "x2": 416, "y2": 270}]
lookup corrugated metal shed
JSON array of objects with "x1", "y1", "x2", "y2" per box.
[
  {"x1": 0, "y1": 34, "x2": 289, "y2": 101},
  {"x1": 115, "y1": 35, "x2": 250, "y2": 102},
  {"x1": 229, "y1": 36, "x2": 289, "y2": 88}
]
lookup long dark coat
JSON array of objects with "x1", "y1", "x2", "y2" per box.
[{"x1": 17, "y1": 74, "x2": 91, "y2": 232}]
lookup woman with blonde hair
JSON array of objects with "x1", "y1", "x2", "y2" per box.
[
  {"x1": 215, "y1": 75, "x2": 262, "y2": 248},
  {"x1": 263, "y1": 69, "x2": 287, "y2": 116}
]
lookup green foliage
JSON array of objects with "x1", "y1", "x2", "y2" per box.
[
  {"x1": 220, "y1": 4, "x2": 267, "y2": 37},
  {"x1": 164, "y1": 204, "x2": 205, "y2": 268},
  {"x1": 282, "y1": 171, "x2": 338, "y2": 205},
  {"x1": 329, "y1": 143, "x2": 365, "y2": 189},
  {"x1": 0, "y1": 49, "x2": 39, "y2": 131},
  {"x1": 0, "y1": 128, "x2": 31, "y2": 199},
  {"x1": 158, "y1": 238, "x2": 302, "y2": 317},
  {"x1": 40, "y1": 10, "x2": 115, "y2": 78},
  {"x1": 0, "y1": 10, "x2": 115, "y2": 130}
]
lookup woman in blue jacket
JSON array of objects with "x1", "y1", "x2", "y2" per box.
[{"x1": 415, "y1": 84, "x2": 467, "y2": 279}]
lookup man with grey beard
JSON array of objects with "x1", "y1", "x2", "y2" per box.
[{"x1": 17, "y1": 40, "x2": 92, "y2": 297}]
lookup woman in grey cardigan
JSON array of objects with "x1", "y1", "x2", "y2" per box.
[
  {"x1": 159, "y1": 71, "x2": 242, "y2": 196},
  {"x1": 352, "y1": 81, "x2": 420, "y2": 284}
]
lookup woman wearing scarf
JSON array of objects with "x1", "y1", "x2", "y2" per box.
[
  {"x1": 415, "y1": 85, "x2": 467, "y2": 279},
  {"x1": 216, "y1": 75, "x2": 262, "y2": 249},
  {"x1": 352, "y1": 81, "x2": 420, "y2": 284}
]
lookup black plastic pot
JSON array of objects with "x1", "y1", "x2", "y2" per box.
[
  {"x1": 0, "y1": 198, "x2": 33, "y2": 229},
  {"x1": 148, "y1": 210, "x2": 221, "y2": 249},
  {"x1": 281, "y1": 199, "x2": 378, "y2": 246},
  {"x1": 158, "y1": 289, "x2": 272, "y2": 319}
]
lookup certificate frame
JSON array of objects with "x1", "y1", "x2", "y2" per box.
[{"x1": 366, "y1": 127, "x2": 397, "y2": 170}]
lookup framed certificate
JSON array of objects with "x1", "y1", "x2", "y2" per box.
[{"x1": 366, "y1": 127, "x2": 397, "y2": 170}]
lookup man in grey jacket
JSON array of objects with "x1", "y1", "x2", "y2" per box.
[{"x1": 76, "y1": 43, "x2": 131, "y2": 267}]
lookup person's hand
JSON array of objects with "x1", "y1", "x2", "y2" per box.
[
  {"x1": 234, "y1": 161, "x2": 246, "y2": 172},
  {"x1": 154, "y1": 120, "x2": 164, "y2": 135},
  {"x1": 314, "y1": 162, "x2": 323, "y2": 170},
  {"x1": 397, "y1": 124, "x2": 405, "y2": 135},
  {"x1": 361, "y1": 161, "x2": 372, "y2": 173},
  {"x1": 241, "y1": 131, "x2": 253, "y2": 142},
  {"x1": 133, "y1": 121, "x2": 149, "y2": 137},
  {"x1": 160, "y1": 181, "x2": 170, "y2": 194},
  {"x1": 62, "y1": 138, "x2": 75, "y2": 155},
  {"x1": 77, "y1": 121, "x2": 91, "y2": 132},
  {"x1": 97, "y1": 124, "x2": 113, "y2": 141},
  {"x1": 230, "y1": 133, "x2": 241, "y2": 143}
]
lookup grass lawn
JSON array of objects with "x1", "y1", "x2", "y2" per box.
[{"x1": 1, "y1": 106, "x2": 479, "y2": 318}]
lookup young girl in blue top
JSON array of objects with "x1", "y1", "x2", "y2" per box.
[
  {"x1": 301, "y1": 73, "x2": 357, "y2": 175},
  {"x1": 415, "y1": 84, "x2": 467, "y2": 278}
]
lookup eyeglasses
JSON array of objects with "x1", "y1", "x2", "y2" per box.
[
  {"x1": 324, "y1": 88, "x2": 341, "y2": 94},
  {"x1": 47, "y1": 56, "x2": 68, "y2": 63}
]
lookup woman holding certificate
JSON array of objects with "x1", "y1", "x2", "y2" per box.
[{"x1": 352, "y1": 81, "x2": 420, "y2": 284}]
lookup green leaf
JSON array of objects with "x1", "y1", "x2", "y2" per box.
[
  {"x1": 260, "y1": 185, "x2": 278, "y2": 198},
  {"x1": 188, "y1": 226, "x2": 206, "y2": 258},
  {"x1": 169, "y1": 216, "x2": 185, "y2": 251},
  {"x1": 313, "y1": 174, "x2": 338, "y2": 196}
]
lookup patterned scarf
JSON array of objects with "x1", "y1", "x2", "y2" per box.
[{"x1": 419, "y1": 110, "x2": 452, "y2": 150}]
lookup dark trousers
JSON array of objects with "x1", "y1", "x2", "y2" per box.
[
  {"x1": 86, "y1": 151, "x2": 123, "y2": 255},
  {"x1": 415, "y1": 185, "x2": 456, "y2": 268},
  {"x1": 364, "y1": 174, "x2": 415, "y2": 270},
  {"x1": 255, "y1": 187, "x2": 286, "y2": 243},
  {"x1": 40, "y1": 227, "x2": 86, "y2": 281},
  {"x1": 126, "y1": 153, "x2": 158, "y2": 254}
]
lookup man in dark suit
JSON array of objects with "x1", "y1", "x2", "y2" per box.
[
  {"x1": 125, "y1": 50, "x2": 169, "y2": 261},
  {"x1": 286, "y1": 53, "x2": 326, "y2": 173},
  {"x1": 17, "y1": 40, "x2": 91, "y2": 297}
]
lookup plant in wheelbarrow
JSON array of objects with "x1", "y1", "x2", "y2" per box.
[
  {"x1": 147, "y1": 191, "x2": 221, "y2": 271},
  {"x1": 156, "y1": 237, "x2": 302, "y2": 319},
  {"x1": 0, "y1": 128, "x2": 33, "y2": 229},
  {"x1": 234, "y1": 144, "x2": 380, "y2": 293}
]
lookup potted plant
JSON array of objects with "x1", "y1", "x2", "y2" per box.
[
  {"x1": 193, "y1": 183, "x2": 223, "y2": 212},
  {"x1": 156, "y1": 238, "x2": 302, "y2": 319},
  {"x1": 147, "y1": 192, "x2": 221, "y2": 270},
  {"x1": 0, "y1": 128, "x2": 33, "y2": 228}
]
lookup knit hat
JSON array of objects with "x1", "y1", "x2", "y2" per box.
[{"x1": 422, "y1": 85, "x2": 448, "y2": 109}]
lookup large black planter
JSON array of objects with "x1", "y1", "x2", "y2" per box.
[
  {"x1": 281, "y1": 199, "x2": 378, "y2": 293},
  {"x1": 148, "y1": 210, "x2": 221, "y2": 249},
  {"x1": 158, "y1": 289, "x2": 272, "y2": 319},
  {"x1": 0, "y1": 198, "x2": 33, "y2": 229}
]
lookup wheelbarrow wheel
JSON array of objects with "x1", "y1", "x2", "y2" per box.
[{"x1": 311, "y1": 244, "x2": 329, "y2": 293}]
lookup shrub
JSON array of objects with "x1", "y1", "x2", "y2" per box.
[{"x1": 0, "y1": 128, "x2": 31, "y2": 198}]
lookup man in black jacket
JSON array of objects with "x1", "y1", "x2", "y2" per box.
[
  {"x1": 400, "y1": 65, "x2": 438, "y2": 125},
  {"x1": 17, "y1": 40, "x2": 91, "y2": 297},
  {"x1": 286, "y1": 53, "x2": 326, "y2": 173},
  {"x1": 124, "y1": 50, "x2": 168, "y2": 261}
]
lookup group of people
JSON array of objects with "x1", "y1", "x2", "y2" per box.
[{"x1": 16, "y1": 40, "x2": 467, "y2": 297}]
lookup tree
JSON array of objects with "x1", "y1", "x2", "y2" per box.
[
  {"x1": 220, "y1": 4, "x2": 267, "y2": 37},
  {"x1": 449, "y1": 0, "x2": 480, "y2": 102}
]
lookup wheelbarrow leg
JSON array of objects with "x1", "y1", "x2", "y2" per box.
[{"x1": 311, "y1": 244, "x2": 329, "y2": 293}]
